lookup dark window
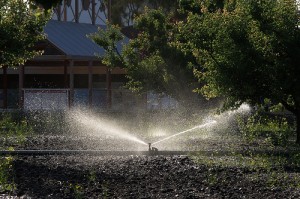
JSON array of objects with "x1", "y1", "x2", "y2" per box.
[{"x1": 24, "y1": 74, "x2": 65, "y2": 88}]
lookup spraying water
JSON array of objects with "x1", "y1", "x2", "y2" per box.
[
  {"x1": 69, "y1": 110, "x2": 148, "y2": 146},
  {"x1": 152, "y1": 120, "x2": 217, "y2": 146}
]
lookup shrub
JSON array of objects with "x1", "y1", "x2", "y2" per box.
[
  {"x1": 0, "y1": 112, "x2": 33, "y2": 149},
  {"x1": 237, "y1": 111, "x2": 294, "y2": 146}
]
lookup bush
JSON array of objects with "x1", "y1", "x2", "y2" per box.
[
  {"x1": 0, "y1": 112, "x2": 33, "y2": 149},
  {"x1": 237, "y1": 111, "x2": 294, "y2": 146}
]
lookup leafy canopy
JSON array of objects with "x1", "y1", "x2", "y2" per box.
[
  {"x1": 0, "y1": 0, "x2": 50, "y2": 68},
  {"x1": 91, "y1": 0, "x2": 300, "y2": 112},
  {"x1": 176, "y1": 0, "x2": 300, "y2": 111},
  {"x1": 91, "y1": 8, "x2": 198, "y2": 102}
]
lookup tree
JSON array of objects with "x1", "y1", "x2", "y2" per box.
[
  {"x1": 92, "y1": 0, "x2": 300, "y2": 143},
  {"x1": 176, "y1": 0, "x2": 300, "y2": 143},
  {"x1": 108, "y1": 0, "x2": 179, "y2": 26},
  {"x1": 90, "y1": 8, "x2": 201, "y2": 105},
  {"x1": 31, "y1": 0, "x2": 61, "y2": 10},
  {"x1": 0, "y1": 0, "x2": 49, "y2": 68}
]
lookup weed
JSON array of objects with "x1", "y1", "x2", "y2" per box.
[
  {"x1": 88, "y1": 170, "x2": 97, "y2": 184},
  {"x1": 0, "y1": 156, "x2": 16, "y2": 194},
  {"x1": 102, "y1": 180, "x2": 109, "y2": 198},
  {"x1": 69, "y1": 183, "x2": 84, "y2": 199},
  {"x1": 0, "y1": 113, "x2": 33, "y2": 149},
  {"x1": 206, "y1": 170, "x2": 218, "y2": 186}
]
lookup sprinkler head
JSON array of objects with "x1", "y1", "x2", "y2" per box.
[
  {"x1": 148, "y1": 143, "x2": 159, "y2": 153},
  {"x1": 152, "y1": 147, "x2": 158, "y2": 152}
]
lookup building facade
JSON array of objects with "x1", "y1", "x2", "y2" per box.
[{"x1": 0, "y1": 0, "x2": 177, "y2": 111}]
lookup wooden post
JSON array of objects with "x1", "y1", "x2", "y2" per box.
[
  {"x1": 88, "y1": 61, "x2": 93, "y2": 108},
  {"x1": 63, "y1": 0, "x2": 67, "y2": 21},
  {"x1": 69, "y1": 60, "x2": 74, "y2": 108},
  {"x1": 106, "y1": 67, "x2": 112, "y2": 109},
  {"x1": 75, "y1": 0, "x2": 79, "y2": 23},
  {"x1": 107, "y1": 0, "x2": 112, "y2": 22},
  {"x1": 3, "y1": 66, "x2": 7, "y2": 109},
  {"x1": 92, "y1": 0, "x2": 96, "y2": 25},
  {"x1": 19, "y1": 65, "x2": 24, "y2": 109}
]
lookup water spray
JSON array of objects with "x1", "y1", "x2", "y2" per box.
[
  {"x1": 151, "y1": 120, "x2": 217, "y2": 146},
  {"x1": 69, "y1": 110, "x2": 148, "y2": 146}
]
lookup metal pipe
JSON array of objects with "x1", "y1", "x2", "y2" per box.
[{"x1": 0, "y1": 150, "x2": 189, "y2": 156}]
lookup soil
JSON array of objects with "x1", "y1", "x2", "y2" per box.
[
  {"x1": 2, "y1": 154, "x2": 299, "y2": 199},
  {"x1": 2, "y1": 133, "x2": 300, "y2": 198}
]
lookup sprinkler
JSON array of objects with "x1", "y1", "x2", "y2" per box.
[{"x1": 148, "y1": 143, "x2": 158, "y2": 152}]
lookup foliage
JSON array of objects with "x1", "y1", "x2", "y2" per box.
[
  {"x1": 91, "y1": 8, "x2": 199, "y2": 102},
  {"x1": 110, "y1": 0, "x2": 179, "y2": 26},
  {"x1": 178, "y1": 0, "x2": 299, "y2": 104},
  {"x1": 0, "y1": 156, "x2": 16, "y2": 193},
  {"x1": 70, "y1": 183, "x2": 84, "y2": 199},
  {"x1": 92, "y1": 0, "x2": 300, "y2": 142},
  {"x1": 237, "y1": 111, "x2": 294, "y2": 146},
  {"x1": 62, "y1": 182, "x2": 85, "y2": 199},
  {"x1": 0, "y1": 113, "x2": 33, "y2": 149},
  {"x1": 176, "y1": 0, "x2": 300, "y2": 140},
  {"x1": 89, "y1": 24, "x2": 124, "y2": 68},
  {"x1": 0, "y1": 0, "x2": 50, "y2": 68}
]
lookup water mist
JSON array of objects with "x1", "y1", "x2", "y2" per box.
[{"x1": 69, "y1": 109, "x2": 148, "y2": 146}]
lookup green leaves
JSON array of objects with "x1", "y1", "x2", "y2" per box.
[
  {"x1": 91, "y1": 7, "x2": 197, "y2": 99},
  {"x1": 91, "y1": 0, "x2": 300, "y2": 119},
  {"x1": 0, "y1": 0, "x2": 50, "y2": 68},
  {"x1": 89, "y1": 23, "x2": 124, "y2": 68},
  {"x1": 179, "y1": 0, "x2": 300, "y2": 108}
]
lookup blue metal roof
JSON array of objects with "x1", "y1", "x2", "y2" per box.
[{"x1": 44, "y1": 20, "x2": 126, "y2": 58}]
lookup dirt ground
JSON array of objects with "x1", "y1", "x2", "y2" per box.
[{"x1": 0, "y1": 154, "x2": 297, "y2": 199}]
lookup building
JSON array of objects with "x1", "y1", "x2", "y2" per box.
[
  {"x1": 1, "y1": 0, "x2": 137, "y2": 111},
  {"x1": 0, "y1": 0, "x2": 177, "y2": 111}
]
